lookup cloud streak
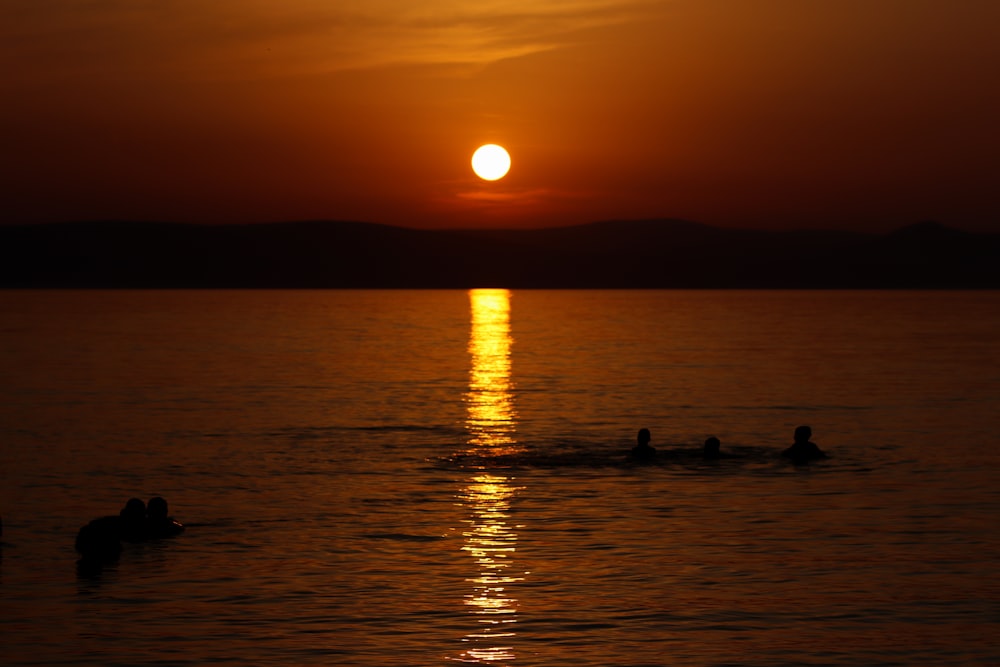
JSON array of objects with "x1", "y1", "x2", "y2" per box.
[{"x1": 1, "y1": 0, "x2": 662, "y2": 84}]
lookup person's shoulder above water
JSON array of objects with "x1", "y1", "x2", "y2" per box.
[
  {"x1": 75, "y1": 514, "x2": 124, "y2": 562},
  {"x1": 629, "y1": 427, "x2": 657, "y2": 461},
  {"x1": 782, "y1": 425, "x2": 828, "y2": 464}
]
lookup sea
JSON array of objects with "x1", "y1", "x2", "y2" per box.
[{"x1": 0, "y1": 289, "x2": 998, "y2": 666}]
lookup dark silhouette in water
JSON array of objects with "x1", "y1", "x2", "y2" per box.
[
  {"x1": 76, "y1": 497, "x2": 184, "y2": 573},
  {"x1": 119, "y1": 497, "x2": 148, "y2": 542},
  {"x1": 147, "y1": 496, "x2": 185, "y2": 538},
  {"x1": 698, "y1": 436, "x2": 743, "y2": 461},
  {"x1": 75, "y1": 498, "x2": 147, "y2": 568},
  {"x1": 782, "y1": 425, "x2": 828, "y2": 464},
  {"x1": 703, "y1": 436, "x2": 721, "y2": 459},
  {"x1": 75, "y1": 515, "x2": 124, "y2": 567},
  {"x1": 629, "y1": 428, "x2": 657, "y2": 462}
]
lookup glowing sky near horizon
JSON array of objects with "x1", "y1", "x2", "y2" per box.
[{"x1": 1, "y1": 0, "x2": 998, "y2": 231}]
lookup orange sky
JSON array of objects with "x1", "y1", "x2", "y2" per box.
[{"x1": 2, "y1": 0, "x2": 998, "y2": 231}]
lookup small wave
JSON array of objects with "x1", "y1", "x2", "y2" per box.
[
  {"x1": 433, "y1": 442, "x2": 830, "y2": 473},
  {"x1": 350, "y1": 424, "x2": 462, "y2": 434},
  {"x1": 362, "y1": 532, "x2": 448, "y2": 542},
  {"x1": 252, "y1": 424, "x2": 465, "y2": 440},
  {"x1": 744, "y1": 404, "x2": 873, "y2": 411}
]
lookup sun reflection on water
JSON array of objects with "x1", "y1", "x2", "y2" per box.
[
  {"x1": 453, "y1": 289, "x2": 524, "y2": 664},
  {"x1": 465, "y1": 288, "x2": 517, "y2": 456}
]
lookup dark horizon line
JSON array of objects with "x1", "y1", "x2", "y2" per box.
[
  {"x1": 4, "y1": 215, "x2": 992, "y2": 236},
  {"x1": 2, "y1": 217, "x2": 998, "y2": 289}
]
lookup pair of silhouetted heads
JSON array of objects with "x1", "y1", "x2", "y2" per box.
[
  {"x1": 782, "y1": 425, "x2": 827, "y2": 464},
  {"x1": 76, "y1": 496, "x2": 184, "y2": 564},
  {"x1": 127, "y1": 496, "x2": 183, "y2": 539},
  {"x1": 632, "y1": 430, "x2": 725, "y2": 462}
]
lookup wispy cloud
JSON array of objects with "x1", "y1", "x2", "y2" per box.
[
  {"x1": 332, "y1": 0, "x2": 661, "y2": 68},
  {"x1": 1, "y1": 0, "x2": 663, "y2": 83},
  {"x1": 455, "y1": 185, "x2": 592, "y2": 203}
]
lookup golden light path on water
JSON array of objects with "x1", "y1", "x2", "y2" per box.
[{"x1": 453, "y1": 289, "x2": 524, "y2": 664}]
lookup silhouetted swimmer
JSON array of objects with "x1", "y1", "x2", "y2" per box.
[
  {"x1": 146, "y1": 496, "x2": 184, "y2": 538},
  {"x1": 703, "y1": 436, "x2": 721, "y2": 460},
  {"x1": 629, "y1": 428, "x2": 657, "y2": 462},
  {"x1": 782, "y1": 425, "x2": 827, "y2": 464}
]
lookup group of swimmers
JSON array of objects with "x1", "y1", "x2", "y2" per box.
[
  {"x1": 75, "y1": 496, "x2": 184, "y2": 566},
  {"x1": 629, "y1": 425, "x2": 828, "y2": 465},
  {"x1": 11, "y1": 428, "x2": 824, "y2": 568}
]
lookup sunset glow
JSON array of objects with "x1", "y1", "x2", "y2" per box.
[{"x1": 1, "y1": 1, "x2": 998, "y2": 231}]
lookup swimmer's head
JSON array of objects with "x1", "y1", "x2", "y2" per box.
[
  {"x1": 120, "y1": 498, "x2": 146, "y2": 521},
  {"x1": 148, "y1": 496, "x2": 168, "y2": 520}
]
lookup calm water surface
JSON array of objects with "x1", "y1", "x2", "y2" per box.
[{"x1": 0, "y1": 289, "x2": 998, "y2": 666}]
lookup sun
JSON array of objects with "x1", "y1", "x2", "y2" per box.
[{"x1": 471, "y1": 144, "x2": 511, "y2": 181}]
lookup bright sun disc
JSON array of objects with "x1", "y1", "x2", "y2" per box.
[{"x1": 471, "y1": 144, "x2": 511, "y2": 181}]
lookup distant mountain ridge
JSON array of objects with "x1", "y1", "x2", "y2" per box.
[{"x1": 1, "y1": 219, "x2": 998, "y2": 288}]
